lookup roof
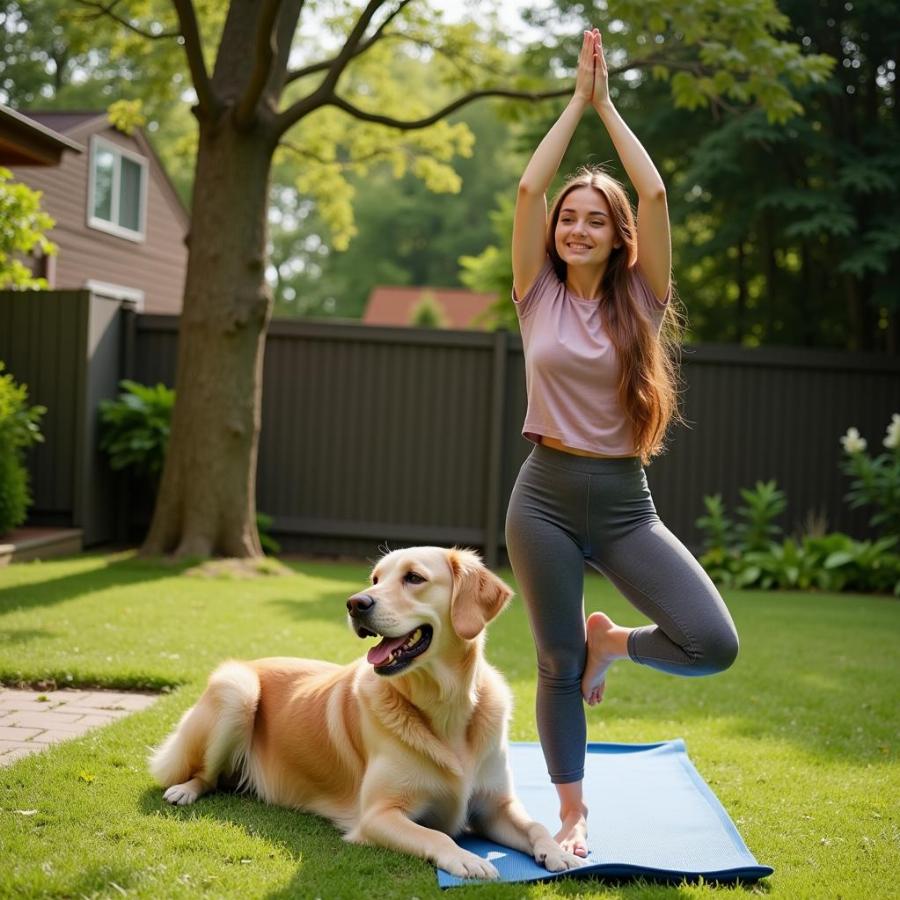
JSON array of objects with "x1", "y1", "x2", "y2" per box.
[
  {"x1": 21, "y1": 111, "x2": 108, "y2": 134},
  {"x1": 363, "y1": 285, "x2": 498, "y2": 329},
  {"x1": 0, "y1": 105, "x2": 83, "y2": 166}
]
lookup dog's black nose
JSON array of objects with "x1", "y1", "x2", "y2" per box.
[{"x1": 347, "y1": 593, "x2": 375, "y2": 615}]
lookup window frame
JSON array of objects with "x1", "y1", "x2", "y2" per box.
[{"x1": 87, "y1": 135, "x2": 149, "y2": 243}]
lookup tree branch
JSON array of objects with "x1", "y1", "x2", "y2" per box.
[
  {"x1": 171, "y1": 0, "x2": 217, "y2": 117},
  {"x1": 274, "y1": 0, "x2": 392, "y2": 135},
  {"x1": 324, "y1": 87, "x2": 575, "y2": 130},
  {"x1": 73, "y1": 0, "x2": 180, "y2": 39},
  {"x1": 234, "y1": 0, "x2": 285, "y2": 128},
  {"x1": 314, "y1": 0, "x2": 389, "y2": 97},
  {"x1": 277, "y1": 51, "x2": 671, "y2": 137},
  {"x1": 285, "y1": 0, "x2": 414, "y2": 85}
]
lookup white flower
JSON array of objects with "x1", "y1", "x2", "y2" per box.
[
  {"x1": 840, "y1": 427, "x2": 867, "y2": 454},
  {"x1": 883, "y1": 413, "x2": 900, "y2": 450}
]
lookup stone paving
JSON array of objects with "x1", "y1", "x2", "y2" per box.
[{"x1": 0, "y1": 688, "x2": 160, "y2": 766}]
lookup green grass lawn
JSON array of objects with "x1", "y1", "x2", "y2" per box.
[{"x1": 1, "y1": 552, "x2": 897, "y2": 899}]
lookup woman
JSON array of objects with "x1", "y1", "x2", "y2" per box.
[{"x1": 505, "y1": 28, "x2": 739, "y2": 858}]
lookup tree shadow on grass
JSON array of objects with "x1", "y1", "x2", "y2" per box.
[
  {"x1": 0, "y1": 627, "x2": 56, "y2": 645},
  {"x1": 0, "y1": 553, "x2": 188, "y2": 616},
  {"x1": 136, "y1": 786, "x2": 733, "y2": 899}
]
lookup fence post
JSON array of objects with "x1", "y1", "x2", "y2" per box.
[{"x1": 484, "y1": 328, "x2": 509, "y2": 569}]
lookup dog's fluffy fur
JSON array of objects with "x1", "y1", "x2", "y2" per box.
[{"x1": 149, "y1": 546, "x2": 583, "y2": 880}]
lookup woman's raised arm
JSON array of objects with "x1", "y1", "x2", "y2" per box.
[
  {"x1": 590, "y1": 30, "x2": 671, "y2": 300},
  {"x1": 512, "y1": 31, "x2": 597, "y2": 300}
]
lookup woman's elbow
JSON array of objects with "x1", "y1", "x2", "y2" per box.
[
  {"x1": 517, "y1": 178, "x2": 543, "y2": 198},
  {"x1": 642, "y1": 183, "x2": 667, "y2": 203}
]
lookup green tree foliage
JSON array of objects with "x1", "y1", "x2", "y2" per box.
[
  {"x1": 0, "y1": 168, "x2": 55, "y2": 289},
  {"x1": 270, "y1": 98, "x2": 520, "y2": 318},
  {"x1": 408, "y1": 291, "x2": 446, "y2": 328}
]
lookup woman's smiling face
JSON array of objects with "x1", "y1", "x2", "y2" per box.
[{"x1": 554, "y1": 186, "x2": 620, "y2": 270}]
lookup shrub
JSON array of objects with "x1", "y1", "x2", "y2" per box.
[
  {"x1": 696, "y1": 475, "x2": 900, "y2": 595},
  {"x1": 98, "y1": 380, "x2": 174, "y2": 479},
  {"x1": 0, "y1": 449, "x2": 29, "y2": 535},
  {"x1": 99, "y1": 381, "x2": 280, "y2": 556},
  {"x1": 840, "y1": 415, "x2": 900, "y2": 537},
  {"x1": 735, "y1": 480, "x2": 786, "y2": 551},
  {"x1": 696, "y1": 494, "x2": 739, "y2": 587},
  {"x1": 0, "y1": 362, "x2": 45, "y2": 534}
]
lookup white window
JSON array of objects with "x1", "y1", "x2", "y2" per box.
[{"x1": 88, "y1": 136, "x2": 148, "y2": 241}]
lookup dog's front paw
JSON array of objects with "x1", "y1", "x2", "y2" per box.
[
  {"x1": 162, "y1": 782, "x2": 200, "y2": 806},
  {"x1": 440, "y1": 849, "x2": 500, "y2": 881},
  {"x1": 534, "y1": 838, "x2": 590, "y2": 872}
]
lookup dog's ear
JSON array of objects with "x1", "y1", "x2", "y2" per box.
[{"x1": 448, "y1": 548, "x2": 513, "y2": 640}]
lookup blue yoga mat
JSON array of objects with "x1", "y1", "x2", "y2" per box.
[{"x1": 438, "y1": 740, "x2": 773, "y2": 888}]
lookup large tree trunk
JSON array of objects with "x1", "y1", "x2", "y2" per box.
[{"x1": 141, "y1": 120, "x2": 275, "y2": 558}]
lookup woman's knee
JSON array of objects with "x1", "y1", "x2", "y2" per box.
[
  {"x1": 692, "y1": 622, "x2": 739, "y2": 675},
  {"x1": 537, "y1": 645, "x2": 585, "y2": 688}
]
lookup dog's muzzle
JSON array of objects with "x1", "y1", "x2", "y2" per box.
[{"x1": 347, "y1": 592, "x2": 377, "y2": 637}]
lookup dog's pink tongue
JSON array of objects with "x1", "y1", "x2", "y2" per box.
[{"x1": 367, "y1": 635, "x2": 407, "y2": 667}]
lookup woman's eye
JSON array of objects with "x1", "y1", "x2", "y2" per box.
[{"x1": 404, "y1": 572, "x2": 425, "y2": 585}]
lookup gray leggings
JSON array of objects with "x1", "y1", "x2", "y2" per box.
[{"x1": 505, "y1": 443, "x2": 739, "y2": 784}]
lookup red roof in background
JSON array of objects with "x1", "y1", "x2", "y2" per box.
[{"x1": 363, "y1": 285, "x2": 497, "y2": 330}]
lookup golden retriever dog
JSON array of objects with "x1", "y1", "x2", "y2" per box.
[{"x1": 149, "y1": 546, "x2": 584, "y2": 880}]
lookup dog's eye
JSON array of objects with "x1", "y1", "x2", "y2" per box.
[
  {"x1": 404, "y1": 572, "x2": 425, "y2": 585},
  {"x1": 371, "y1": 576, "x2": 378, "y2": 585}
]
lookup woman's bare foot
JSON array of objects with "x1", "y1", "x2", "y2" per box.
[
  {"x1": 555, "y1": 808, "x2": 589, "y2": 858},
  {"x1": 581, "y1": 612, "x2": 629, "y2": 706}
]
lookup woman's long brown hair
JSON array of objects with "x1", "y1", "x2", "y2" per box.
[{"x1": 547, "y1": 166, "x2": 684, "y2": 463}]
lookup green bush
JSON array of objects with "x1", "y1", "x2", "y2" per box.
[
  {"x1": 99, "y1": 380, "x2": 280, "y2": 557},
  {"x1": 0, "y1": 449, "x2": 29, "y2": 535},
  {"x1": 735, "y1": 480, "x2": 786, "y2": 551},
  {"x1": 696, "y1": 477, "x2": 900, "y2": 595},
  {"x1": 696, "y1": 493, "x2": 739, "y2": 585},
  {"x1": 98, "y1": 380, "x2": 174, "y2": 478},
  {"x1": 0, "y1": 362, "x2": 45, "y2": 534},
  {"x1": 839, "y1": 415, "x2": 900, "y2": 537}
]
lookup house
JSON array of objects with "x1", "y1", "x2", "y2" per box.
[
  {"x1": 363, "y1": 285, "x2": 497, "y2": 330},
  {"x1": 6, "y1": 110, "x2": 188, "y2": 313}
]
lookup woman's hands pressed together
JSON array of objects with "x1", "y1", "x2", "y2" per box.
[
  {"x1": 574, "y1": 29, "x2": 598, "y2": 104},
  {"x1": 575, "y1": 28, "x2": 610, "y2": 108}
]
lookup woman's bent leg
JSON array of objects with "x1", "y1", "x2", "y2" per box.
[{"x1": 595, "y1": 518, "x2": 739, "y2": 675}]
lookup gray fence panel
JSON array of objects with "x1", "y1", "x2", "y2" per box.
[
  {"x1": 256, "y1": 322, "x2": 499, "y2": 549},
  {"x1": 0, "y1": 290, "x2": 86, "y2": 524}
]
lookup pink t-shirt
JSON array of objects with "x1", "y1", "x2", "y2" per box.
[{"x1": 513, "y1": 257, "x2": 670, "y2": 457}]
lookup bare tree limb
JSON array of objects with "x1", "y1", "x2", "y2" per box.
[
  {"x1": 171, "y1": 0, "x2": 217, "y2": 117},
  {"x1": 73, "y1": 0, "x2": 180, "y2": 39},
  {"x1": 234, "y1": 0, "x2": 285, "y2": 128},
  {"x1": 322, "y1": 87, "x2": 576, "y2": 130},
  {"x1": 285, "y1": 0, "x2": 414, "y2": 85},
  {"x1": 278, "y1": 48, "x2": 674, "y2": 136},
  {"x1": 274, "y1": 0, "x2": 391, "y2": 135},
  {"x1": 314, "y1": 0, "x2": 389, "y2": 96}
]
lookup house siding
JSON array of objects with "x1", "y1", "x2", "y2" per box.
[{"x1": 9, "y1": 121, "x2": 188, "y2": 313}]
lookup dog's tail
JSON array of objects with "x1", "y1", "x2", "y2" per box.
[{"x1": 148, "y1": 661, "x2": 260, "y2": 789}]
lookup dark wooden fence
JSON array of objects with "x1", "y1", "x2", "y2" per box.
[{"x1": 3, "y1": 290, "x2": 898, "y2": 563}]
